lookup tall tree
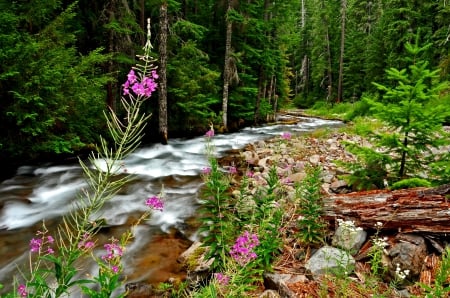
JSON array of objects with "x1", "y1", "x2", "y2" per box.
[
  {"x1": 158, "y1": 1, "x2": 169, "y2": 144},
  {"x1": 222, "y1": 0, "x2": 234, "y2": 131},
  {"x1": 337, "y1": 0, "x2": 347, "y2": 102}
]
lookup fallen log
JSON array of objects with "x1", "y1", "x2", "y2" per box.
[{"x1": 322, "y1": 184, "x2": 450, "y2": 233}]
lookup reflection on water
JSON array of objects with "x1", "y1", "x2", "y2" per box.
[{"x1": 0, "y1": 116, "x2": 342, "y2": 294}]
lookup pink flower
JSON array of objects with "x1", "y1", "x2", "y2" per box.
[
  {"x1": 18, "y1": 284, "x2": 27, "y2": 297},
  {"x1": 30, "y1": 238, "x2": 42, "y2": 253},
  {"x1": 205, "y1": 129, "x2": 214, "y2": 138},
  {"x1": 145, "y1": 195, "x2": 164, "y2": 211},
  {"x1": 202, "y1": 167, "x2": 211, "y2": 175},
  {"x1": 122, "y1": 69, "x2": 158, "y2": 98},
  {"x1": 111, "y1": 265, "x2": 119, "y2": 273},
  {"x1": 229, "y1": 166, "x2": 237, "y2": 174},
  {"x1": 47, "y1": 235, "x2": 54, "y2": 244},
  {"x1": 78, "y1": 233, "x2": 95, "y2": 250},
  {"x1": 127, "y1": 69, "x2": 137, "y2": 84},
  {"x1": 84, "y1": 241, "x2": 95, "y2": 249},
  {"x1": 281, "y1": 132, "x2": 291, "y2": 140},
  {"x1": 214, "y1": 272, "x2": 230, "y2": 285},
  {"x1": 230, "y1": 231, "x2": 260, "y2": 266},
  {"x1": 47, "y1": 247, "x2": 55, "y2": 254},
  {"x1": 102, "y1": 240, "x2": 123, "y2": 261}
]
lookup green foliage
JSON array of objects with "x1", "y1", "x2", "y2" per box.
[
  {"x1": 198, "y1": 144, "x2": 235, "y2": 269},
  {"x1": 343, "y1": 98, "x2": 374, "y2": 122},
  {"x1": 365, "y1": 39, "x2": 450, "y2": 179},
  {"x1": 250, "y1": 166, "x2": 283, "y2": 270},
  {"x1": 295, "y1": 166, "x2": 327, "y2": 245},
  {"x1": 167, "y1": 37, "x2": 221, "y2": 130},
  {"x1": 338, "y1": 141, "x2": 390, "y2": 190},
  {"x1": 390, "y1": 178, "x2": 432, "y2": 190},
  {"x1": 0, "y1": 2, "x2": 111, "y2": 158}
]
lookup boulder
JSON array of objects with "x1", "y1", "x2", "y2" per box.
[
  {"x1": 264, "y1": 273, "x2": 309, "y2": 298},
  {"x1": 387, "y1": 234, "x2": 428, "y2": 282},
  {"x1": 305, "y1": 246, "x2": 356, "y2": 279}
]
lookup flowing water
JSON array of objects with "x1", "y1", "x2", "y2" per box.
[{"x1": 0, "y1": 115, "x2": 342, "y2": 294}]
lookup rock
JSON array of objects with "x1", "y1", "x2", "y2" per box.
[
  {"x1": 258, "y1": 157, "x2": 271, "y2": 169},
  {"x1": 287, "y1": 172, "x2": 307, "y2": 183},
  {"x1": 178, "y1": 241, "x2": 213, "y2": 272},
  {"x1": 242, "y1": 150, "x2": 259, "y2": 165},
  {"x1": 332, "y1": 223, "x2": 367, "y2": 255},
  {"x1": 330, "y1": 179, "x2": 350, "y2": 193},
  {"x1": 258, "y1": 289, "x2": 282, "y2": 298},
  {"x1": 125, "y1": 282, "x2": 160, "y2": 298},
  {"x1": 387, "y1": 234, "x2": 428, "y2": 282},
  {"x1": 305, "y1": 246, "x2": 356, "y2": 279},
  {"x1": 178, "y1": 241, "x2": 214, "y2": 287},
  {"x1": 264, "y1": 273, "x2": 308, "y2": 298},
  {"x1": 309, "y1": 154, "x2": 320, "y2": 165}
]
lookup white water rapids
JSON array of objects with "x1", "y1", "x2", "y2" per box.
[{"x1": 0, "y1": 116, "x2": 342, "y2": 294}]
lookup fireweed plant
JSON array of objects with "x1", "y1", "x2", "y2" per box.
[
  {"x1": 295, "y1": 166, "x2": 327, "y2": 245},
  {"x1": 197, "y1": 132, "x2": 289, "y2": 296},
  {"x1": 2, "y1": 20, "x2": 162, "y2": 297},
  {"x1": 192, "y1": 231, "x2": 262, "y2": 297}
]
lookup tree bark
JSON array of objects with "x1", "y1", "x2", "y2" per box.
[
  {"x1": 337, "y1": 0, "x2": 346, "y2": 103},
  {"x1": 158, "y1": 2, "x2": 169, "y2": 144},
  {"x1": 222, "y1": 0, "x2": 233, "y2": 131},
  {"x1": 322, "y1": 184, "x2": 450, "y2": 233}
]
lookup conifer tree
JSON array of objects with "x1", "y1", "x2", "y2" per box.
[{"x1": 365, "y1": 39, "x2": 449, "y2": 179}]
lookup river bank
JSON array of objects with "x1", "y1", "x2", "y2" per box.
[{"x1": 131, "y1": 118, "x2": 450, "y2": 297}]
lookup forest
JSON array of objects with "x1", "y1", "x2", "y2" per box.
[{"x1": 0, "y1": 0, "x2": 449, "y2": 169}]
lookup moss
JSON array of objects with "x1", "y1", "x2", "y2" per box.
[
  {"x1": 185, "y1": 246, "x2": 207, "y2": 271},
  {"x1": 390, "y1": 178, "x2": 432, "y2": 190}
]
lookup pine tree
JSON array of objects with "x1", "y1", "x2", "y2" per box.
[{"x1": 365, "y1": 39, "x2": 449, "y2": 179}]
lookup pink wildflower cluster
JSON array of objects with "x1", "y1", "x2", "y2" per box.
[
  {"x1": 30, "y1": 233, "x2": 55, "y2": 255},
  {"x1": 201, "y1": 167, "x2": 212, "y2": 175},
  {"x1": 205, "y1": 129, "x2": 214, "y2": 138},
  {"x1": 214, "y1": 272, "x2": 230, "y2": 285},
  {"x1": 78, "y1": 233, "x2": 95, "y2": 250},
  {"x1": 230, "y1": 230, "x2": 259, "y2": 266},
  {"x1": 123, "y1": 69, "x2": 158, "y2": 98},
  {"x1": 281, "y1": 132, "x2": 291, "y2": 140},
  {"x1": 228, "y1": 166, "x2": 237, "y2": 174},
  {"x1": 101, "y1": 238, "x2": 123, "y2": 274},
  {"x1": 18, "y1": 284, "x2": 27, "y2": 297},
  {"x1": 145, "y1": 195, "x2": 164, "y2": 211}
]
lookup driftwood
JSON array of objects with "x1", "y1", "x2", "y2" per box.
[{"x1": 323, "y1": 184, "x2": 450, "y2": 233}]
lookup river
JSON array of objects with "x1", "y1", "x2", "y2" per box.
[{"x1": 0, "y1": 115, "x2": 342, "y2": 295}]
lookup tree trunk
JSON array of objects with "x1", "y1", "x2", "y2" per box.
[
  {"x1": 337, "y1": 0, "x2": 347, "y2": 103},
  {"x1": 326, "y1": 27, "x2": 333, "y2": 103},
  {"x1": 266, "y1": 75, "x2": 274, "y2": 122},
  {"x1": 322, "y1": 184, "x2": 450, "y2": 233},
  {"x1": 254, "y1": 68, "x2": 265, "y2": 125},
  {"x1": 222, "y1": 0, "x2": 233, "y2": 131},
  {"x1": 158, "y1": 2, "x2": 169, "y2": 145},
  {"x1": 140, "y1": 0, "x2": 145, "y2": 42}
]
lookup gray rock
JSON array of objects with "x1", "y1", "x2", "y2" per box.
[
  {"x1": 309, "y1": 154, "x2": 320, "y2": 165},
  {"x1": 330, "y1": 179, "x2": 350, "y2": 193},
  {"x1": 258, "y1": 289, "x2": 282, "y2": 298},
  {"x1": 288, "y1": 172, "x2": 307, "y2": 183},
  {"x1": 264, "y1": 273, "x2": 309, "y2": 298},
  {"x1": 305, "y1": 246, "x2": 355, "y2": 279},
  {"x1": 387, "y1": 234, "x2": 427, "y2": 282},
  {"x1": 332, "y1": 222, "x2": 367, "y2": 255}
]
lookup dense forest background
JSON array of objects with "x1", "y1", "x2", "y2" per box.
[{"x1": 0, "y1": 0, "x2": 449, "y2": 171}]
